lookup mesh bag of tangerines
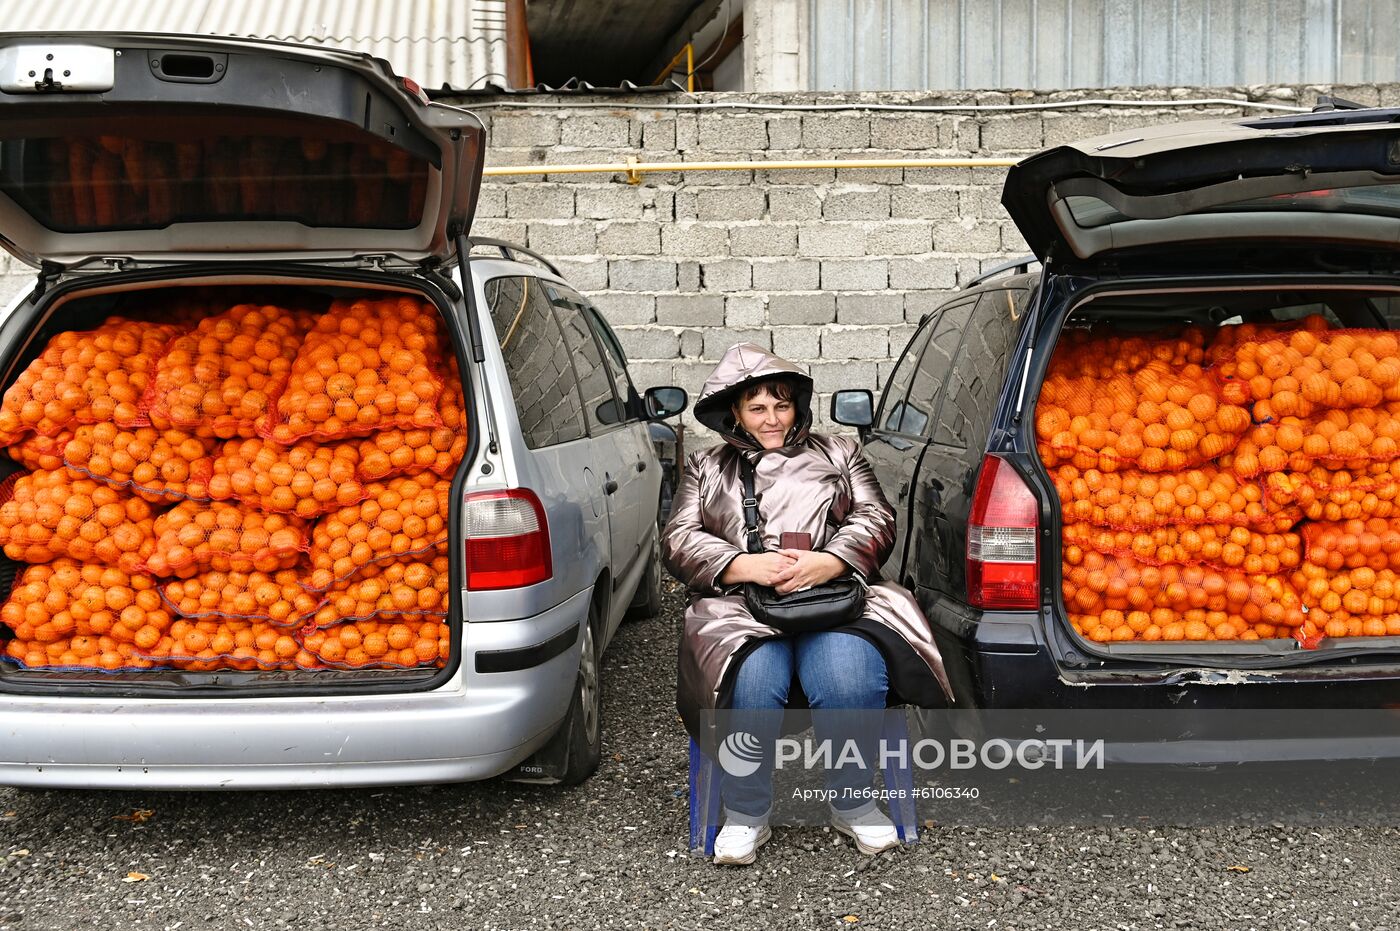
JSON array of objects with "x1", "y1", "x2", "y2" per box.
[
  {"x1": 1041, "y1": 314, "x2": 1400, "y2": 648},
  {"x1": 0, "y1": 292, "x2": 463, "y2": 673}
]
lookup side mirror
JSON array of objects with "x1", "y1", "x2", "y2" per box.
[
  {"x1": 831, "y1": 389, "x2": 874, "y2": 428},
  {"x1": 645, "y1": 385, "x2": 688, "y2": 420}
]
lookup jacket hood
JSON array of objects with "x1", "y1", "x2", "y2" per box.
[{"x1": 693, "y1": 343, "x2": 814, "y2": 450}]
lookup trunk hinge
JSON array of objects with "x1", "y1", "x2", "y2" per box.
[
  {"x1": 29, "y1": 261, "x2": 62, "y2": 302},
  {"x1": 417, "y1": 259, "x2": 462, "y2": 302}
]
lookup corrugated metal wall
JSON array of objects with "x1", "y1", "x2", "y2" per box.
[{"x1": 810, "y1": 0, "x2": 1400, "y2": 91}]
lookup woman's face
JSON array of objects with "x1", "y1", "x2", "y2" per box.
[{"x1": 733, "y1": 386, "x2": 796, "y2": 449}]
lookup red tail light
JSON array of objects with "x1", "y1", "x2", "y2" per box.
[
  {"x1": 464, "y1": 489, "x2": 552, "y2": 590},
  {"x1": 966, "y1": 455, "x2": 1039, "y2": 610}
]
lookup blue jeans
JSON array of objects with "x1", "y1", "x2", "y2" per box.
[{"x1": 721, "y1": 632, "x2": 889, "y2": 824}]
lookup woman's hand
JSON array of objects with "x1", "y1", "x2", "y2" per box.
[
  {"x1": 772, "y1": 550, "x2": 848, "y2": 594},
  {"x1": 720, "y1": 552, "x2": 798, "y2": 586}
]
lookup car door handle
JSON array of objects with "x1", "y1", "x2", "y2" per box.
[
  {"x1": 604, "y1": 480, "x2": 619, "y2": 495},
  {"x1": 635, "y1": 461, "x2": 646, "y2": 473}
]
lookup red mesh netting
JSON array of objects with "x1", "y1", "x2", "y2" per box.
[
  {"x1": 303, "y1": 475, "x2": 450, "y2": 591},
  {"x1": 1062, "y1": 550, "x2": 1306, "y2": 643},
  {"x1": 62, "y1": 423, "x2": 216, "y2": 503},
  {"x1": 7, "y1": 430, "x2": 72, "y2": 472},
  {"x1": 145, "y1": 303, "x2": 311, "y2": 439},
  {"x1": 1062, "y1": 521, "x2": 1302, "y2": 575},
  {"x1": 0, "y1": 560, "x2": 171, "y2": 670},
  {"x1": 0, "y1": 318, "x2": 182, "y2": 444},
  {"x1": 0, "y1": 469, "x2": 157, "y2": 571},
  {"x1": 1037, "y1": 361, "x2": 1250, "y2": 472},
  {"x1": 142, "y1": 500, "x2": 309, "y2": 577},
  {"x1": 1290, "y1": 543, "x2": 1400, "y2": 644},
  {"x1": 300, "y1": 616, "x2": 448, "y2": 669},
  {"x1": 307, "y1": 551, "x2": 449, "y2": 628},
  {"x1": 160, "y1": 567, "x2": 323, "y2": 627},
  {"x1": 198, "y1": 437, "x2": 367, "y2": 518},
  {"x1": 1049, "y1": 464, "x2": 1302, "y2": 533},
  {"x1": 1214, "y1": 328, "x2": 1400, "y2": 418},
  {"x1": 1219, "y1": 403, "x2": 1400, "y2": 479},
  {"x1": 136, "y1": 617, "x2": 315, "y2": 671},
  {"x1": 1262, "y1": 467, "x2": 1400, "y2": 522},
  {"x1": 356, "y1": 358, "x2": 467, "y2": 481},
  {"x1": 1047, "y1": 326, "x2": 1209, "y2": 379},
  {"x1": 1203, "y1": 314, "x2": 1333, "y2": 364},
  {"x1": 261, "y1": 296, "x2": 446, "y2": 443}
]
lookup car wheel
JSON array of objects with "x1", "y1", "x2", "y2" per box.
[
  {"x1": 625, "y1": 533, "x2": 663, "y2": 622},
  {"x1": 557, "y1": 607, "x2": 603, "y2": 785}
]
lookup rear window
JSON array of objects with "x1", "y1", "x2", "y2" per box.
[{"x1": 0, "y1": 108, "x2": 434, "y2": 232}]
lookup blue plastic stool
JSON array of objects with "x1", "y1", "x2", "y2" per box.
[{"x1": 688, "y1": 709, "x2": 918, "y2": 856}]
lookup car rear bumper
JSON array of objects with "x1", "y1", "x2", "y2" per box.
[{"x1": 0, "y1": 588, "x2": 590, "y2": 790}]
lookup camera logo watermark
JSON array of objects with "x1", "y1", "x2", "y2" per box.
[{"x1": 717, "y1": 731, "x2": 764, "y2": 777}]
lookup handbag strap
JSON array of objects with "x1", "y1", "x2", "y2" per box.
[{"x1": 737, "y1": 456, "x2": 764, "y2": 555}]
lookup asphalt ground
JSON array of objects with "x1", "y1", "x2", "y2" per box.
[{"x1": 3, "y1": 581, "x2": 1399, "y2": 931}]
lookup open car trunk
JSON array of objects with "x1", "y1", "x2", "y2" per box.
[
  {"x1": 0, "y1": 272, "x2": 472, "y2": 695},
  {"x1": 1029, "y1": 279, "x2": 1400, "y2": 665}
]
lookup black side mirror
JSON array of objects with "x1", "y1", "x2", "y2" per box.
[
  {"x1": 831, "y1": 389, "x2": 874, "y2": 428},
  {"x1": 645, "y1": 385, "x2": 688, "y2": 420}
]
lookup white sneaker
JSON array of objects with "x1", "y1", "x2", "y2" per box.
[
  {"x1": 831, "y1": 808, "x2": 901, "y2": 856},
  {"x1": 712, "y1": 823, "x2": 771, "y2": 865}
]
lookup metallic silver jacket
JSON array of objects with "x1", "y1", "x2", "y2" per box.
[{"x1": 662, "y1": 344, "x2": 953, "y2": 748}]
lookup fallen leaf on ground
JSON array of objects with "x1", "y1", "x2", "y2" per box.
[
  {"x1": 113, "y1": 809, "x2": 154, "y2": 823},
  {"x1": 122, "y1": 872, "x2": 149, "y2": 883},
  {"x1": 1226, "y1": 865, "x2": 1251, "y2": 873},
  {"x1": 843, "y1": 917, "x2": 860, "y2": 924}
]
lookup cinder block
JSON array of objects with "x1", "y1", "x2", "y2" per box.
[
  {"x1": 697, "y1": 114, "x2": 769, "y2": 152},
  {"x1": 1001, "y1": 223, "x2": 1031, "y2": 254},
  {"x1": 698, "y1": 188, "x2": 766, "y2": 221},
  {"x1": 507, "y1": 185, "x2": 574, "y2": 219},
  {"x1": 597, "y1": 221, "x2": 662, "y2": 256},
  {"x1": 700, "y1": 259, "x2": 753, "y2": 291},
  {"x1": 560, "y1": 115, "x2": 633, "y2": 148},
  {"x1": 626, "y1": 360, "x2": 673, "y2": 392},
  {"x1": 674, "y1": 191, "x2": 699, "y2": 221},
  {"x1": 730, "y1": 224, "x2": 799, "y2": 257},
  {"x1": 765, "y1": 115, "x2": 803, "y2": 149},
  {"x1": 662, "y1": 223, "x2": 731, "y2": 256},
  {"x1": 801, "y1": 114, "x2": 871, "y2": 149},
  {"x1": 797, "y1": 225, "x2": 867, "y2": 258},
  {"x1": 952, "y1": 118, "x2": 981, "y2": 153},
  {"x1": 888, "y1": 324, "x2": 918, "y2": 357},
  {"x1": 527, "y1": 222, "x2": 597, "y2": 256},
  {"x1": 641, "y1": 119, "x2": 677, "y2": 150},
  {"x1": 609, "y1": 259, "x2": 677, "y2": 291},
  {"x1": 469, "y1": 219, "x2": 528, "y2": 244},
  {"x1": 822, "y1": 187, "x2": 891, "y2": 220},
  {"x1": 656, "y1": 294, "x2": 726, "y2": 326},
  {"x1": 675, "y1": 114, "x2": 699, "y2": 150},
  {"x1": 704, "y1": 329, "x2": 773, "y2": 359},
  {"x1": 576, "y1": 186, "x2": 645, "y2": 220},
  {"x1": 616, "y1": 327, "x2": 680, "y2": 360},
  {"x1": 767, "y1": 293, "x2": 836, "y2": 325},
  {"x1": 752, "y1": 259, "x2": 820, "y2": 291},
  {"x1": 724, "y1": 295, "x2": 767, "y2": 327},
  {"x1": 679, "y1": 329, "x2": 704, "y2": 358},
  {"x1": 490, "y1": 114, "x2": 560, "y2": 147},
  {"x1": 820, "y1": 259, "x2": 889, "y2": 291},
  {"x1": 817, "y1": 329, "x2": 884, "y2": 361},
  {"x1": 806, "y1": 360, "x2": 881, "y2": 393},
  {"x1": 870, "y1": 116, "x2": 941, "y2": 150},
  {"x1": 959, "y1": 186, "x2": 1011, "y2": 221},
  {"x1": 476, "y1": 186, "x2": 506, "y2": 218},
  {"x1": 890, "y1": 258, "x2": 957, "y2": 290},
  {"x1": 590, "y1": 293, "x2": 656, "y2": 326},
  {"x1": 551, "y1": 257, "x2": 608, "y2": 291},
  {"x1": 981, "y1": 115, "x2": 1044, "y2": 152},
  {"x1": 834, "y1": 167, "x2": 903, "y2": 184},
  {"x1": 934, "y1": 218, "x2": 1003, "y2": 253},
  {"x1": 678, "y1": 261, "x2": 702, "y2": 293},
  {"x1": 891, "y1": 187, "x2": 960, "y2": 219},
  {"x1": 773, "y1": 327, "x2": 821, "y2": 360},
  {"x1": 1042, "y1": 112, "x2": 1114, "y2": 147},
  {"x1": 836, "y1": 293, "x2": 905, "y2": 325},
  {"x1": 903, "y1": 289, "x2": 959, "y2": 321},
  {"x1": 769, "y1": 187, "x2": 823, "y2": 220},
  {"x1": 867, "y1": 224, "x2": 933, "y2": 256}
]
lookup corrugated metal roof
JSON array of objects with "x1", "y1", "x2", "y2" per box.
[{"x1": 0, "y1": 0, "x2": 508, "y2": 90}]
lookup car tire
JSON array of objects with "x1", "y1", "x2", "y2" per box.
[
  {"x1": 625, "y1": 533, "x2": 663, "y2": 622},
  {"x1": 557, "y1": 605, "x2": 604, "y2": 785}
]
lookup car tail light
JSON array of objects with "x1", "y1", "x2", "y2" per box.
[
  {"x1": 966, "y1": 455, "x2": 1039, "y2": 610},
  {"x1": 464, "y1": 489, "x2": 552, "y2": 590}
]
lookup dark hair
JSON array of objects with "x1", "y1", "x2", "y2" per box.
[{"x1": 734, "y1": 375, "x2": 797, "y2": 408}]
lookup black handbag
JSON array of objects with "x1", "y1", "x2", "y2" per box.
[{"x1": 737, "y1": 456, "x2": 866, "y2": 634}]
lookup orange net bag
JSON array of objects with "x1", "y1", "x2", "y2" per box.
[
  {"x1": 304, "y1": 475, "x2": 450, "y2": 591},
  {"x1": 1300, "y1": 518, "x2": 1400, "y2": 573},
  {"x1": 142, "y1": 500, "x2": 309, "y2": 577},
  {"x1": 0, "y1": 317, "x2": 181, "y2": 444},
  {"x1": 0, "y1": 560, "x2": 171, "y2": 670},
  {"x1": 1037, "y1": 361, "x2": 1250, "y2": 472},
  {"x1": 1049, "y1": 464, "x2": 1301, "y2": 533},
  {"x1": 357, "y1": 358, "x2": 468, "y2": 481},
  {"x1": 7, "y1": 430, "x2": 73, "y2": 472},
  {"x1": 62, "y1": 423, "x2": 216, "y2": 502},
  {"x1": 300, "y1": 616, "x2": 448, "y2": 669},
  {"x1": 1219, "y1": 403, "x2": 1400, "y2": 479},
  {"x1": 1290, "y1": 561, "x2": 1400, "y2": 644},
  {"x1": 1047, "y1": 326, "x2": 1209, "y2": 378},
  {"x1": 145, "y1": 303, "x2": 311, "y2": 438},
  {"x1": 1263, "y1": 466, "x2": 1400, "y2": 522},
  {"x1": 1204, "y1": 314, "x2": 1332, "y2": 364},
  {"x1": 160, "y1": 567, "x2": 323, "y2": 627},
  {"x1": 262, "y1": 296, "x2": 446, "y2": 443},
  {"x1": 1062, "y1": 521, "x2": 1302, "y2": 576},
  {"x1": 307, "y1": 551, "x2": 450, "y2": 628},
  {"x1": 0, "y1": 470, "x2": 157, "y2": 571},
  {"x1": 1062, "y1": 550, "x2": 1305, "y2": 643},
  {"x1": 1215, "y1": 328, "x2": 1400, "y2": 418},
  {"x1": 137, "y1": 617, "x2": 315, "y2": 671},
  {"x1": 199, "y1": 437, "x2": 367, "y2": 518}
]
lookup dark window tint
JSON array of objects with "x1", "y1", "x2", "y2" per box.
[
  {"x1": 484, "y1": 276, "x2": 586, "y2": 448},
  {"x1": 548, "y1": 292, "x2": 621, "y2": 431},
  {"x1": 584, "y1": 305, "x2": 640, "y2": 422},
  {"x1": 877, "y1": 323, "x2": 933, "y2": 433},
  {"x1": 933, "y1": 289, "x2": 1025, "y2": 447},
  {"x1": 901, "y1": 298, "x2": 978, "y2": 438}
]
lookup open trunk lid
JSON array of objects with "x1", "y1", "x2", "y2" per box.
[
  {"x1": 1003, "y1": 107, "x2": 1400, "y2": 266},
  {"x1": 0, "y1": 33, "x2": 485, "y2": 270}
]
